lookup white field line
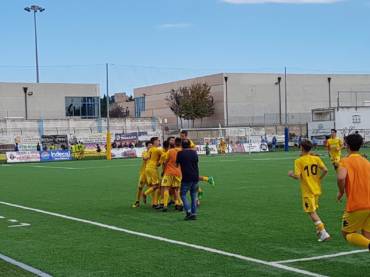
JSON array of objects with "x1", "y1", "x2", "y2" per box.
[
  {"x1": 273, "y1": 249, "x2": 368, "y2": 264},
  {"x1": 0, "y1": 201, "x2": 325, "y2": 277},
  {"x1": 0, "y1": 253, "x2": 52, "y2": 277},
  {"x1": 9, "y1": 223, "x2": 31, "y2": 228}
]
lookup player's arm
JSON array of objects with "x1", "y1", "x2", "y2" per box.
[
  {"x1": 288, "y1": 160, "x2": 301, "y2": 180},
  {"x1": 318, "y1": 159, "x2": 328, "y2": 180},
  {"x1": 142, "y1": 151, "x2": 150, "y2": 161},
  {"x1": 336, "y1": 166, "x2": 347, "y2": 202}
]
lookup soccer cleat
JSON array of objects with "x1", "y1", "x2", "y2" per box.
[
  {"x1": 131, "y1": 201, "x2": 140, "y2": 208},
  {"x1": 152, "y1": 204, "x2": 159, "y2": 209},
  {"x1": 168, "y1": 200, "x2": 174, "y2": 207},
  {"x1": 175, "y1": 205, "x2": 183, "y2": 212},
  {"x1": 184, "y1": 212, "x2": 192, "y2": 220},
  {"x1": 155, "y1": 204, "x2": 164, "y2": 210},
  {"x1": 208, "y1": 176, "x2": 215, "y2": 187},
  {"x1": 318, "y1": 231, "x2": 331, "y2": 242}
]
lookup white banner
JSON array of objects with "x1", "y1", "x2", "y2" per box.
[
  {"x1": 111, "y1": 148, "x2": 137, "y2": 159},
  {"x1": 6, "y1": 151, "x2": 40, "y2": 163}
]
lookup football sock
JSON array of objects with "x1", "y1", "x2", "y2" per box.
[
  {"x1": 163, "y1": 190, "x2": 169, "y2": 208},
  {"x1": 314, "y1": 221, "x2": 325, "y2": 232},
  {"x1": 136, "y1": 188, "x2": 142, "y2": 202},
  {"x1": 144, "y1": 187, "x2": 154, "y2": 196},
  {"x1": 346, "y1": 233, "x2": 370, "y2": 248}
]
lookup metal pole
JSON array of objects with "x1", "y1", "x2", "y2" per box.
[
  {"x1": 24, "y1": 92, "x2": 28, "y2": 120},
  {"x1": 277, "y1": 77, "x2": 282, "y2": 125},
  {"x1": 284, "y1": 67, "x2": 289, "y2": 152},
  {"x1": 106, "y1": 63, "x2": 112, "y2": 160},
  {"x1": 224, "y1": 76, "x2": 229, "y2": 127},
  {"x1": 33, "y1": 11, "x2": 40, "y2": 83},
  {"x1": 328, "y1": 77, "x2": 331, "y2": 108}
]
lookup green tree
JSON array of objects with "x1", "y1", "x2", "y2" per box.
[{"x1": 167, "y1": 83, "x2": 215, "y2": 128}]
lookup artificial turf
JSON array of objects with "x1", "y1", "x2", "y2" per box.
[{"x1": 0, "y1": 149, "x2": 369, "y2": 276}]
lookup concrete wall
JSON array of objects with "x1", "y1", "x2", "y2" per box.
[
  {"x1": 0, "y1": 82, "x2": 100, "y2": 119},
  {"x1": 134, "y1": 74, "x2": 225, "y2": 128},
  {"x1": 134, "y1": 73, "x2": 370, "y2": 128}
]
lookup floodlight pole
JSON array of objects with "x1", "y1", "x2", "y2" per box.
[
  {"x1": 106, "y1": 63, "x2": 112, "y2": 160},
  {"x1": 328, "y1": 77, "x2": 332, "y2": 108},
  {"x1": 224, "y1": 76, "x2": 229, "y2": 127},
  {"x1": 25, "y1": 5, "x2": 44, "y2": 83},
  {"x1": 284, "y1": 67, "x2": 289, "y2": 152}
]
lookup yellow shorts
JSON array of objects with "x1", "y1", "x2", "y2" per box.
[
  {"x1": 302, "y1": 195, "x2": 319, "y2": 213},
  {"x1": 161, "y1": 175, "x2": 182, "y2": 188},
  {"x1": 145, "y1": 168, "x2": 160, "y2": 186},
  {"x1": 330, "y1": 154, "x2": 340, "y2": 165},
  {"x1": 342, "y1": 210, "x2": 370, "y2": 233},
  {"x1": 138, "y1": 173, "x2": 147, "y2": 189}
]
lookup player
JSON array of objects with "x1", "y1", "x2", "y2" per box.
[
  {"x1": 326, "y1": 129, "x2": 343, "y2": 170},
  {"x1": 337, "y1": 133, "x2": 370, "y2": 250},
  {"x1": 288, "y1": 139, "x2": 330, "y2": 242},
  {"x1": 132, "y1": 141, "x2": 152, "y2": 208},
  {"x1": 167, "y1": 136, "x2": 176, "y2": 148},
  {"x1": 219, "y1": 138, "x2": 227, "y2": 154},
  {"x1": 158, "y1": 138, "x2": 183, "y2": 212},
  {"x1": 180, "y1": 130, "x2": 215, "y2": 186},
  {"x1": 143, "y1": 137, "x2": 163, "y2": 208}
]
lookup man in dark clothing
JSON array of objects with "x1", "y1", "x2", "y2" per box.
[{"x1": 176, "y1": 139, "x2": 199, "y2": 220}]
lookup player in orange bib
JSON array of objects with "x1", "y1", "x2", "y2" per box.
[{"x1": 337, "y1": 133, "x2": 370, "y2": 250}]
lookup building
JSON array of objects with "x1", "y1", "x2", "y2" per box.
[
  {"x1": 0, "y1": 82, "x2": 100, "y2": 120},
  {"x1": 111, "y1": 92, "x2": 135, "y2": 118},
  {"x1": 133, "y1": 73, "x2": 370, "y2": 129}
]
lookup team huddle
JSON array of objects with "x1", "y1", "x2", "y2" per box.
[
  {"x1": 289, "y1": 129, "x2": 370, "y2": 251},
  {"x1": 132, "y1": 131, "x2": 215, "y2": 219}
]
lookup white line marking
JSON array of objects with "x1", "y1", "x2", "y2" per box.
[
  {"x1": 273, "y1": 249, "x2": 369, "y2": 264},
  {"x1": 8, "y1": 219, "x2": 18, "y2": 223},
  {"x1": 0, "y1": 216, "x2": 5, "y2": 219},
  {"x1": 9, "y1": 223, "x2": 31, "y2": 228},
  {"x1": 0, "y1": 253, "x2": 52, "y2": 277},
  {"x1": 0, "y1": 201, "x2": 324, "y2": 277}
]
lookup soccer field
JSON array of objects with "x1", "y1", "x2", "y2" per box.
[{"x1": 0, "y1": 150, "x2": 369, "y2": 277}]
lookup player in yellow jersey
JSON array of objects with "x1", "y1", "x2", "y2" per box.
[
  {"x1": 219, "y1": 138, "x2": 227, "y2": 154},
  {"x1": 143, "y1": 137, "x2": 163, "y2": 208},
  {"x1": 326, "y1": 129, "x2": 343, "y2": 170},
  {"x1": 131, "y1": 141, "x2": 152, "y2": 208},
  {"x1": 288, "y1": 140, "x2": 330, "y2": 242}
]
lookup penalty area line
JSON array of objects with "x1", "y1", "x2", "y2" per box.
[
  {"x1": 0, "y1": 201, "x2": 325, "y2": 277},
  {"x1": 273, "y1": 249, "x2": 368, "y2": 264},
  {"x1": 0, "y1": 253, "x2": 52, "y2": 277}
]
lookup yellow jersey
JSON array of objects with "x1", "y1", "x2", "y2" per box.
[
  {"x1": 189, "y1": 139, "x2": 196, "y2": 149},
  {"x1": 146, "y1": 147, "x2": 163, "y2": 169},
  {"x1": 294, "y1": 154, "x2": 327, "y2": 196},
  {"x1": 139, "y1": 150, "x2": 149, "y2": 175},
  {"x1": 326, "y1": 137, "x2": 343, "y2": 156}
]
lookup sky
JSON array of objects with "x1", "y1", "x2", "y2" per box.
[{"x1": 1, "y1": 0, "x2": 370, "y2": 95}]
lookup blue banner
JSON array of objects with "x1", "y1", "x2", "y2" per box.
[{"x1": 40, "y1": 150, "x2": 72, "y2": 162}]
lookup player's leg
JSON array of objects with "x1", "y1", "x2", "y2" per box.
[
  {"x1": 132, "y1": 175, "x2": 146, "y2": 208},
  {"x1": 342, "y1": 210, "x2": 370, "y2": 249},
  {"x1": 199, "y1": 176, "x2": 215, "y2": 186},
  {"x1": 304, "y1": 196, "x2": 330, "y2": 241},
  {"x1": 180, "y1": 182, "x2": 191, "y2": 219},
  {"x1": 189, "y1": 182, "x2": 199, "y2": 220}
]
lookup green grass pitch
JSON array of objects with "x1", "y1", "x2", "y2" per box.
[{"x1": 0, "y1": 149, "x2": 369, "y2": 276}]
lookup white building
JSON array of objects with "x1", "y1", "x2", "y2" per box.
[{"x1": 0, "y1": 82, "x2": 100, "y2": 120}]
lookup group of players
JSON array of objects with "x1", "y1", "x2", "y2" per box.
[
  {"x1": 132, "y1": 130, "x2": 215, "y2": 212},
  {"x1": 289, "y1": 129, "x2": 370, "y2": 251}
]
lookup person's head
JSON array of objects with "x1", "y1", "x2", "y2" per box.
[
  {"x1": 150, "y1": 137, "x2": 160, "y2": 147},
  {"x1": 300, "y1": 139, "x2": 313, "y2": 153},
  {"x1": 180, "y1": 130, "x2": 188, "y2": 140},
  {"x1": 331, "y1": 129, "x2": 337, "y2": 138},
  {"x1": 182, "y1": 139, "x2": 191, "y2": 149},
  {"x1": 175, "y1": 137, "x2": 182, "y2": 148},
  {"x1": 145, "y1": 141, "x2": 153, "y2": 149},
  {"x1": 162, "y1": 140, "x2": 170, "y2": 151},
  {"x1": 345, "y1": 133, "x2": 363, "y2": 152},
  {"x1": 167, "y1": 136, "x2": 175, "y2": 147}
]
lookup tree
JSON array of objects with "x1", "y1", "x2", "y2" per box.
[
  {"x1": 166, "y1": 83, "x2": 215, "y2": 128},
  {"x1": 109, "y1": 105, "x2": 128, "y2": 118}
]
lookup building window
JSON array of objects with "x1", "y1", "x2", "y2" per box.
[
  {"x1": 65, "y1": 97, "x2": 100, "y2": 118},
  {"x1": 352, "y1": 115, "x2": 361, "y2": 124},
  {"x1": 135, "y1": 96, "x2": 145, "y2": 117}
]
